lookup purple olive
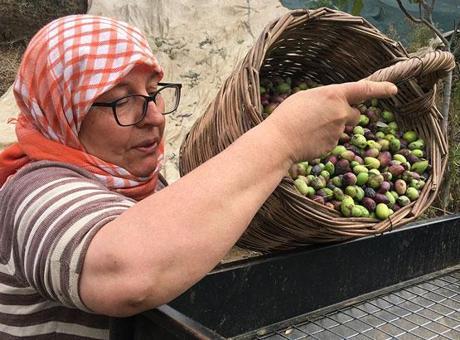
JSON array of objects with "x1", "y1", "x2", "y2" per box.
[
  {"x1": 375, "y1": 193, "x2": 390, "y2": 204},
  {"x1": 364, "y1": 148, "x2": 380, "y2": 158},
  {"x1": 339, "y1": 133, "x2": 351, "y2": 144},
  {"x1": 407, "y1": 154, "x2": 420, "y2": 164},
  {"x1": 398, "y1": 149, "x2": 411, "y2": 158},
  {"x1": 325, "y1": 155, "x2": 338, "y2": 165},
  {"x1": 312, "y1": 195, "x2": 325, "y2": 205},
  {"x1": 365, "y1": 109, "x2": 379, "y2": 123},
  {"x1": 335, "y1": 159, "x2": 351, "y2": 175},
  {"x1": 378, "y1": 181, "x2": 391, "y2": 194},
  {"x1": 364, "y1": 187, "x2": 376, "y2": 198},
  {"x1": 364, "y1": 131, "x2": 376, "y2": 140},
  {"x1": 395, "y1": 179, "x2": 407, "y2": 195},
  {"x1": 347, "y1": 145, "x2": 363, "y2": 157},
  {"x1": 271, "y1": 95, "x2": 283, "y2": 104},
  {"x1": 342, "y1": 172, "x2": 358, "y2": 186},
  {"x1": 261, "y1": 95, "x2": 269, "y2": 106},
  {"x1": 317, "y1": 188, "x2": 330, "y2": 199},
  {"x1": 354, "y1": 155, "x2": 364, "y2": 165},
  {"x1": 311, "y1": 165, "x2": 323, "y2": 176},
  {"x1": 344, "y1": 125, "x2": 354, "y2": 134},
  {"x1": 367, "y1": 123, "x2": 377, "y2": 131},
  {"x1": 400, "y1": 139, "x2": 408, "y2": 149},
  {"x1": 388, "y1": 164, "x2": 405, "y2": 177},
  {"x1": 378, "y1": 151, "x2": 392, "y2": 167},
  {"x1": 327, "y1": 182, "x2": 336, "y2": 190},
  {"x1": 362, "y1": 197, "x2": 376, "y2": 211},
  {"x1": 331, "y1": 200, "x2": 342, "y2": 211}
]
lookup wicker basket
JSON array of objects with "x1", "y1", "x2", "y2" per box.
[{"x1": 179, "y1": 8, "x2": 455, "y2": 252}]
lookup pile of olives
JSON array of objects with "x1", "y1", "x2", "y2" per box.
[{"x1": 260, "y1": 77, "x2": 430, "y2": 220}]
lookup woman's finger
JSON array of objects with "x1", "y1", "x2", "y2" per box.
[{"x1": 341, "y1": 80, "x2": 398, "y2": 105}]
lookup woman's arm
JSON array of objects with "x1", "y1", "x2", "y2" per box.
[{"x1": 79, "y1": 81, "x2": 397, "y2": 316}]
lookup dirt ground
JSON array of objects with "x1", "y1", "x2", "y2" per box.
[
  {"x1": 0, "y1": 0, "x2": 88, "y2": 95},
  {"x1": 0, "y1": 44, "x2": 23, "y2": 96}
]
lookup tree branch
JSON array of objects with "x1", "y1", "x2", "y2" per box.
[
  {"x1": 421, "y1": 18, "x2": 449, "y2": 47},
  {"x1": 449, "y1": 20, "x2": 459, "y2": 50},
  {"x1": 421, "y1": 1, "x2": 433, "y2": 22},
  {"x1": 397, "y1": 0, "x2": 449, "y2": 48},
  {"x1": 396, "y1": 0, "x2": 422, "y2": 23}
]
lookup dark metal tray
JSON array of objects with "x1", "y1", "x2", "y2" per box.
[
  {"x1": 109, "y1": 214, "x2": 460, "y2": 339},
  {"x1": 251, "y1": 267, "x2": 460, "y2": 339}
]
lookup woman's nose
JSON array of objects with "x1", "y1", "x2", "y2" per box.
[{"x1": 140, "y1": 99, "x2": 165, "y2": 126}]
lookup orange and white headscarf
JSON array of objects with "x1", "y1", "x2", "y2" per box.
[{"x1": 0, "y1": 15, "x2": 165, "y2": 201}]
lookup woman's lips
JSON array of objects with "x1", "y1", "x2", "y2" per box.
[{"x1": 134, "y1": 141, "x2": 158, "y2": 154}]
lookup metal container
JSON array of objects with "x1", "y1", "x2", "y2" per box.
[{"x1": 110, "y1": 214, "x2": 460, "y2": 339}]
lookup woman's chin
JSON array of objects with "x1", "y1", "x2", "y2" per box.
[{"x1": 128, "y1": 160, "x2": 158, "y2": 178}]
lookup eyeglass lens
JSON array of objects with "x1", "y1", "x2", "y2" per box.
[{"x1": 116, "y1": 87, "x2": 179, "y2": 125}]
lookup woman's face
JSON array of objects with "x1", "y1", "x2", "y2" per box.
[{"x1": 78, "y1": 64, "x2": 166, "y2": 177}]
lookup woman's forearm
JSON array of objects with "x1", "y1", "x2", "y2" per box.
[
  {"x1": 80, "y1": 80, "x2": 397, "y2": 316},
  {"x1": 80, "y1": 121, "x2": 295, "y2": 316}
]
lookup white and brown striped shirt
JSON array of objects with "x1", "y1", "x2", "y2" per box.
[{"x1": 0, "y1": 161, "x2": 137, "y2": 339}]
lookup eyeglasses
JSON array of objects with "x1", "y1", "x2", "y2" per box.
[{"x1": 92, "y1": 82, "x2": 182, "y2": 126}]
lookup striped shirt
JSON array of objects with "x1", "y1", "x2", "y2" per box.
[{"x1": 0, "y1": 161, "x2": 137, "y2": 339}]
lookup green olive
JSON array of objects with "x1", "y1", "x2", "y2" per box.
[{"x1": 375, "y1": 203, "x2": 390, "y2": 220}]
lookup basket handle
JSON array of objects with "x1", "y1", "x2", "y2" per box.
[
  {"x1": 364, "y1": 50, "x2": 455, "y2": 86},
  {"x1": 363, "y1": 51, "x2": 455, "y2": 117}
]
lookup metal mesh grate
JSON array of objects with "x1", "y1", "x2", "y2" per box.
[{"x1": 256, "y1": 270, "x2": 460, "y2": 339}]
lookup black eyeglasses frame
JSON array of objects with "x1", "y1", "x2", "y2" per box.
[{"x1": 92, "y1": 82, "x2": 182, "y2": 126}]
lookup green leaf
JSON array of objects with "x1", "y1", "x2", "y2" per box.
[{"x1": 351, "y1": 0, "x2": 363, "y2": 15}]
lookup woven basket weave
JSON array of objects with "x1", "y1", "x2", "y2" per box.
[{"x1": 179, "y1": 8, "x2": 455, "y2": 252}]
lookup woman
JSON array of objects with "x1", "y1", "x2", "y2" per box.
[{"x1": 0, "y1": 14, "x2": 397, "y2": 339}]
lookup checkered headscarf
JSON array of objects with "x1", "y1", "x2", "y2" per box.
[{"x1": 0, "y1": 15, "x2": 165, "y2": 200}]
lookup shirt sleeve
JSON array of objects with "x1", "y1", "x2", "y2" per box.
[{"x1": 3, "y1": 162, "x2": 136, "y2": 312}]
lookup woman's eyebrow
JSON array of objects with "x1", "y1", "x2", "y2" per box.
[
  {"x1": 107, "y1": 71, "x2": 160, "y2": 92},
  {"x1": 148, "y1": 73, "x2": 161, "y2": 84},
  {"x1": 111, "y1": 82, "x2": 130, "y2": 90}
]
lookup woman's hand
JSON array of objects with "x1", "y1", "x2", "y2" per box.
[{"x1": 263, "y1": 80, "x2": 398, "y2": 163}]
